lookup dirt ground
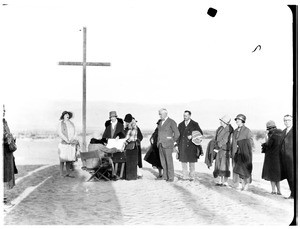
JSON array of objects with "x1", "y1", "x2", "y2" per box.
[{"x1": 3, "y1": 161, "x2": 294, "y2": 225}]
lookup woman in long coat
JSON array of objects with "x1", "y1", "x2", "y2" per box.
[
  {"x1": 144, "y1": 120, "x2": 163, "y2": 178},
  {"x1": 57, "y1": 111, "x2": 80, "y2": 178},
  {"x1": 231, "y1": 114, "x2": 254, "y2": 191},
  {"x1": 233, "y1": 138, "x2": 253, "y2": 188},
  {"x1": 261, "y1": 120, "x2": 283, "y2": 195},
  {"x1": 213, "y1": 115, "x2": 234, "y2": 186},
  {"x1": 3, "y1": 117, "x2": 18, "y2": 205},
  {"x1": 3, "y1": 118, "x2": 17, "y2": 190},
  {"x1": 124, "y1": 120, "x2": 142, "y2": 180}
]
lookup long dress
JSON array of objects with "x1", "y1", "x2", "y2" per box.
[
  {"x1": 57, "y1": 121, "x2": 79, "y2": 162},
  {"x1": 213, "y1": 125, "x2": 233, "y2": 178},
  {"x1": 125, "y1": 127, "x2": 139, "y2": 180},
  {"x1": 261, "y1": 128, "x2": 283, "y2": 182}
]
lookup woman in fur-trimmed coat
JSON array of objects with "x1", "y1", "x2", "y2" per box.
[{"x1": 213, "y1": 116, "x2": 234, "y2": 186}]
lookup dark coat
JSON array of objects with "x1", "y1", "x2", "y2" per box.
[
  {"x1": 261, "y1": 128, "x2": 283, "y2": 182},
  {"x1": 205, "y1": 139, "x2": 217, "y2": 169},
  {"x1": 231, "y1": 125, "x2": 254, "y2": 158},
  {"x1": 144, "y1": 120, "x2": 162, "y2": 169},
  {"x1": 102, "y1": 118, "x2": 125, "y2": 139},
  {"x1": 233, "y1": 139, "x2": 253, "y2": 181},
  {"x1": 3, "y1": 118, "x2": 17, "y2": 189},
  {"x1": 280, "y1": 127, "x2": 294, "y2": 181},
  {"x1": 177, "y1": 119, "x2": 203, "y2": 163}
]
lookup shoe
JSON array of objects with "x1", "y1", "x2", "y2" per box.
[
  {"x1": 243, "y1": 184, "x2": 249, "y2": 191},
  {"x1": 112, "y1": 175, "x2": 120, "y2": 181},
  {"x1": 277, "y1": 192, "x2": 282, "y2": 196},
  {"x1": 137, "y1": 175, "x2": 143, "y2": 179},
  {"x1": 271, "y1": 192, "x2": 277, "y2": 195},
  {"x1": 166, "y1": 179, "x2": 174, "y2": 182},
  {"x1": 235, "y1": 184, "x2": 243, "y2": 191},
  {"x1": 155, "y1": 176, "x2": 164, "y2": 180},
  {"x1": 285, "y1": 195, "x2": 294, "y2": 199},
  {"x1": 65, "y1": 174, "x2": 75, "y2": 178},
  {"x1": 222, "y1": 182, "x2": 228, "y2": 187}
]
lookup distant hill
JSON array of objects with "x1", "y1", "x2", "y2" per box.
[{"x1": 5, "y1": 98, "x2": 291, "y2": 133}]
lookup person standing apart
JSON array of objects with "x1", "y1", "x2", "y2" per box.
[
  {"x1": 213, "y1": 115, "x2": 234, "y2": 186},
  {"x1": 102, "y1": 111, "x2": 125, "y2": 140},
  {"x1": 177, "y1": 110, "x2": 203, "y2": 181},
  {"x1": 157, "y1": 108, "x2": 180, "y2": 182},
  {"x1": 280, "y1": 114, "x2": 294, "y2": 199},
  {"x1": 3, "y1": 117, "x2": 18, "y2": 205},
  {"x1": 231, "y1": 114, "x2": 254, "y2": 190},
  {"x1": 261, "y1": 120, "x2": 283, "y2": 195},
  {"x1": 57, "y1": 111, "x2": 80, "y2": 178}
]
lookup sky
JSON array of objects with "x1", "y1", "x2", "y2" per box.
[{"x1": 0, "y1": 0, "x2": 296, "y2": 131}]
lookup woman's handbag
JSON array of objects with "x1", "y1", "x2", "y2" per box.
[{"x1": 58, "y1": 143, "x2": 77, "y2": 162}]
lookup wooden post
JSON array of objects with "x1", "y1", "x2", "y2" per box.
[{"x1": 82, "y1": 27, "x2": 87, "y2": 151}]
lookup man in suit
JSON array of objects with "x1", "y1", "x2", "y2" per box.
[
  {"x1": 280, "y1": 114, "x2": 294, "y2": 199},
  {"x1": 177, "y1": 110, "x2": 203, "y2": 181},
  {"x1": 157, "y1": 108, "x2": 180, "y2": 182}
]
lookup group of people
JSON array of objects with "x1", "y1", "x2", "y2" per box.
[
  {"x1": 56, "y1": 108, "x2": 295, "y2": 199},
  {"x1": 57, "y1": 110, "x2": 144, "y2": 180}
]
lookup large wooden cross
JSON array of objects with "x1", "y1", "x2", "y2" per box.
[{"x1": 59, "y1": 27, "x2": 110, "y2": 151}]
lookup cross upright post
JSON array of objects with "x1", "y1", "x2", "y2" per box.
[{"x1": 59, "y1": 27, "x2": 110, "y2": 151}]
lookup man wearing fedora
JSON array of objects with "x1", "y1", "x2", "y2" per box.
[
  {"x1": 102, "y1": 111, "x2": 125, "y2": 140},
  {"x1": 157, "y1": 108, "x2": 180, "y2": 182},
  {"x1": 280, "y1": 114, "x2": 294, "y2": 199},
  {"x1": 177, "y1": 110, "x2": 203, "y2": 181},
  {"x1": 231, "y1": 114, "x2": 254, "y2": 191}
]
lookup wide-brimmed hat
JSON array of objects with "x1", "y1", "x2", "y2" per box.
[
  {"x1": 234, "y1": 114, "x2": 246, "y2": 123},
  {"x1": 124, "y1": 114, "x2": 133, "y2": 123},
  {"x1": 266, "y1": 120, "x2": 276, "y2": 130},
  {"x1": 219, "y1": 115, "x2": 231, "y2": 125},
  {"x1": 60, "y1": 111, "x2": 73, "y2": 120},
  {"x1": 109, "y1": 111, "x2": 118, "y2": 118},
  {"x1": 191, "y1": 131, "x2": 203, "y2": 145}
]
